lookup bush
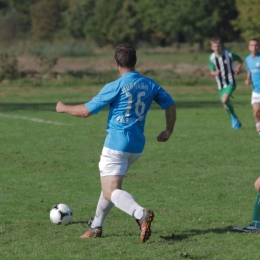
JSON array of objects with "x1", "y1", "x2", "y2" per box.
[{"x1": 0, "y1": 53, "x2": 19, "y2": 80}]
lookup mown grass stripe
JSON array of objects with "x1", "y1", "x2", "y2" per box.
[{"x1": 0, "y1": 113, "x2": 70, "y2": 126}]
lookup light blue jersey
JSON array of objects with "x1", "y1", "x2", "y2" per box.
[
  {"x1": 85, "y1": 71, "x2": 174, "y2": 153},
  {"x1": 245, "y1": 53, "x2": 260, "y2": 94}
]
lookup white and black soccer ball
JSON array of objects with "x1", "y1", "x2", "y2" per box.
[{"x1": 50, "y1": 204, "x2": 73, "y2": 225}]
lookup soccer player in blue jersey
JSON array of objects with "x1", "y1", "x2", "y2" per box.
[
  {"x1": 56, "y1": 44, "x2": 176, "y2": 242},
  {"x1": 245, "y1": 39, "x2": 260, "y2": 134},
  {"x1": 209, "y1": 37, "x2": 243, "y2": 130}
]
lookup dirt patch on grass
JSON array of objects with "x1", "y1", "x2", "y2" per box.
[
  {"x1": 17, "y1": 56, "x2": 210, "y2": 77},
  {"x1": 175, "y1": 63, "x2": 209, "y2": 77}
]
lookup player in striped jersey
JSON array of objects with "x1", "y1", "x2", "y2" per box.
[{"x1": 209, "y1": 37, "x2": 243, "y2": 129}]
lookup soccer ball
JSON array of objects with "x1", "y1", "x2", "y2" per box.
[{"x1": 50, "y1": 204, "x2": 73, "y2": 225}]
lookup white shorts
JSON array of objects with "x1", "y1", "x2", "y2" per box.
[
  {"x1": 251, "y1": 92, "x2": 260, "y2": 105},
  {"x1": 98, "y1": 147, "x2": 142, "y2": 177}
]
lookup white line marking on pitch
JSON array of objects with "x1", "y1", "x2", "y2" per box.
[{"x1": 0, "y1": 113, "x2": 70, "y2": 126}]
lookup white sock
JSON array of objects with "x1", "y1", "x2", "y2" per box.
[
  {"x1": 91, "y1": 192, "x2": 114, "y2": 228},
  {"x1": 111, "y1": 189, "x2": 144, "y2": 219}
]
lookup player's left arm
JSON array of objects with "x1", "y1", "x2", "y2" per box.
[
  {"x1": 157, "y1": 104, "x2": 176, "y2": 142},
  {"x1": 56, "y1": 83, "x2": 118, "y2": 118},
  {"x1": 56, "y1": 101, "x2": 92, "y2": 118},
  {"x1": 231, "y1": 52, "x2": 243, "y2": 75}
]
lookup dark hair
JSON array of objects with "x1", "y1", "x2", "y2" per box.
[
  {"x1": 114, "y1": 44, "x2": 137, "y2": 68},
  {"x1": 249, "y1": 38, "x2": 259, "y2": 43}
]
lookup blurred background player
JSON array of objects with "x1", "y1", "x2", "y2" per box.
[
  {"x1": 56, "y1": 44, "x2": 176, "y2": 242},
  {"x1": 245, "y1": 38, "x2": 260, "y2": 134},
  {"x1": 232, "y1": 177, "x2": 260, "y2": 233},
  {"x1": 209, "y1": 37, "x2": 243, "y2": 129}
]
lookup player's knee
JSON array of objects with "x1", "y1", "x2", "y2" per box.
[
  {"x1": 102, "y1": 187, "x2": 121, "y2": 202},
  {"x1": 222, "y1": 101, "x2": 228, "y2": 109},
  {"x1": 254, "y1": 110, "x2": 260, "y2": 120},
  {"x1": 102, "y1": 190, "x2": 113, "y2": 201},
  {"x1": 221, "y1": 100, "x2": 228, "y2": 108},
  {"x1": 221, "y1": 95, "x2": 228, "y2": 103},
  {"x1": 254, "y1": 177, "x2": 260, "y2": 191}
]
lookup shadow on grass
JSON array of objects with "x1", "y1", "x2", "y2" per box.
[
  {"x1": 0, "y1": 100, "x2": 247, "y2": 112},
  {"x1": 68, "y1": 223, "x2": 238, "y2": 241},
  {"x1": 159, "y1": 226, "x2": 234, "y2": 242},
  {"x1": 71, "y1": 220, "x2": 89, "y2": 228},
  {"x1": 0, "y1": 103, "x2": 57, "y2": 112},
  {"x1": 0, "y1": 102, "x2": 87, "y2": 112}
]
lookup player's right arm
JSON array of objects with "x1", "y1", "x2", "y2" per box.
[
  {"x1": 209, "y1": 57, "x2": 220, "y2": 76},
  {"x1": 56, "y1": 101, "x2": 92, "y2": 118},
  {"x1": 210, "y1": 70, "x2": 220, "y2": 76},
  {"x1": 245, "y1": 60, "x2": 251, "y2": 85}
]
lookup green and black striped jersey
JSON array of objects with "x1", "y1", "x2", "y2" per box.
[{"x1": 209, "y1": 50, "x2": 242, "y2": 90}]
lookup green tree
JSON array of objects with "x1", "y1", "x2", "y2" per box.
[
  {"x1": 83, "y1": 0, "x2": 141, "y2": 47},
  {"x1": 105, "y1": 0, "x2": 141, "y2": 46},
  {"x1": 0, "y1": 0, "x2": 9, "y2": 14},
  {"x1": 0, "y1": 11, "x2": 26, "y2": 43},
  {"x1": 0, "y1": 0, "x2": 38, "y2": 42},
  {"x1": 179, "y1": 0, "x2": 238, "y2": 49},
  {"x1": 138, "y1": 0, "x2": 183, "y2": 46},
  {"x1": 233, "y1": 0, "x2": 260, "y2": 41},
  {"x1": 5, "y1": 0, "x2": 39, "y2": 33},
  {"x1": 138, "y1": 0, "x2": 238, "y2": 48},
  {"x1": 64, "y1": 0, "x2": 95, "y2": 39},
  {"x1": 30, "y1": 0, "x2": 68, "y2": 41}
]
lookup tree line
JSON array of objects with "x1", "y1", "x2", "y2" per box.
[{"x1": 0, "y1": 0, "x2": 259, "y2": 48}]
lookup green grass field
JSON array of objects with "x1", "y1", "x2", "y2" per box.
[{"x1": 1, "y1": 76, "x2": 260, "y2": 259}]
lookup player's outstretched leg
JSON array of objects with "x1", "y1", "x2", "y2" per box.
[{"x1": 111, "y1": 189, "x2": 154, "y2": 242}]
